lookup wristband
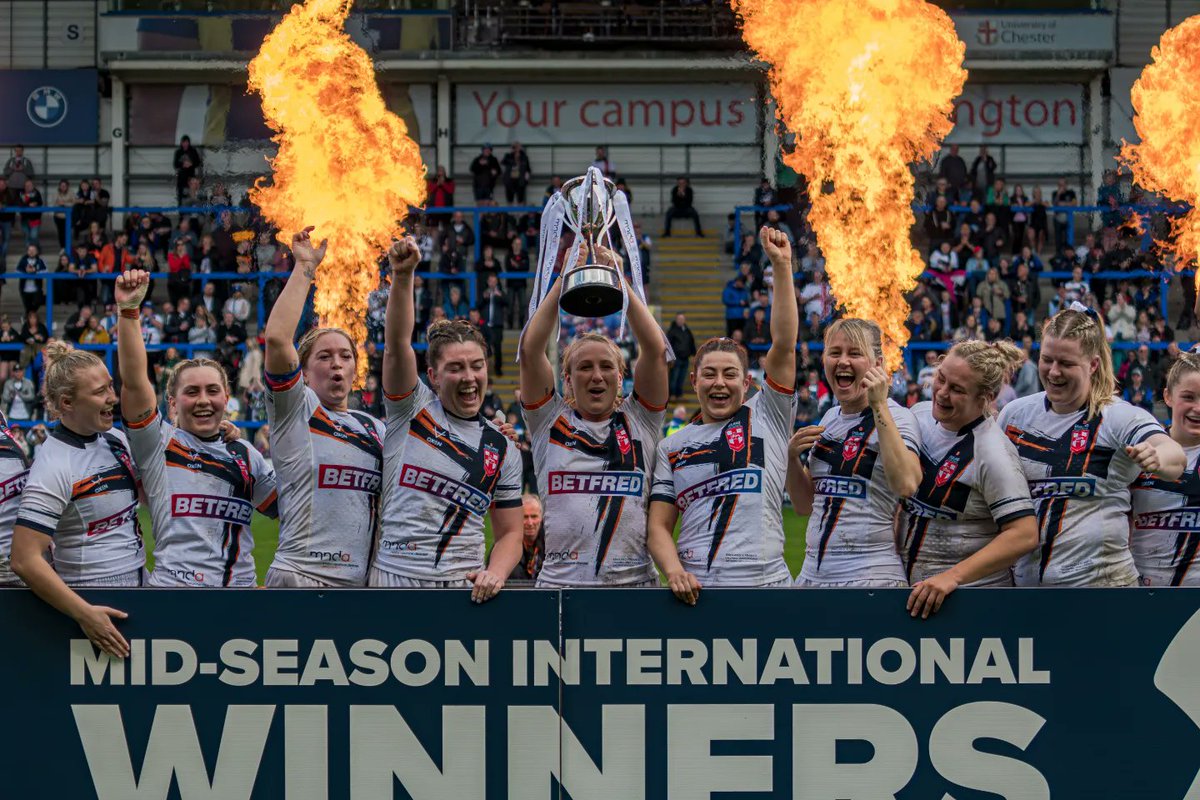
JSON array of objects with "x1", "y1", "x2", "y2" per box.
[{"x1": 119, "y1": 308, "x2": 138, "y2": 320}]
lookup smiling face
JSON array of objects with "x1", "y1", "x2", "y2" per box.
[
  {"x1": 822, "y1": 329, "x2": 881, "y2": 409},
  {"x1": 170, "y1": 364, "x2": 228, "y2": 438},
  {"x1": 1167, "y1": 370, "x2": 1200, "y2": 443},
  {"x1": 522, "y1": 496, "x2": 543, "y2": 544},
  {"x1": 303, "y1": 331, "x2": 356, "y2": 410},
  {"x1": 1038, "y1": 335, "x2": 1097, "y2": 412},
  {"x1": 565, "y1": 340, "x2": 622, "y2": 422},
  {"x1": 62, "y1": 364, "x2": 117, "y2": 434},
  {"x1": 931, "y1": 354, "x2": 989, "y2": 431},
  {"x1": 693, "y1": 350, "x2": 751, "y2": 423},
  {"x1": 429, "y1": 341, "x2": 488, "y2": 418}
]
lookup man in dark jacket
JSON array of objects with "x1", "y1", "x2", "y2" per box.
[
  {"x1": 471, "y1": 145, "x2": 501, "y2": 201},
  {"x1": 500, "y1": 142, "x2": 532, "y2": 204},
  {"x1": 663, "y1": 177, "x2": 703, "y2": 237},
  {"x1": 666, "y1": 312, "x2": 697, "y2": 400}
]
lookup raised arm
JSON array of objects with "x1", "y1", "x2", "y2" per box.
[
  {"x1": 760, "y1": 226, "x2": 797, "y2": 388},
  {"x1": 864, "y1": 367, "x2": 921, "y2": 498},
  {"x1": 382, "y1": 237, "x2": 421, "y2": 397},
  {"x1": 114, "y1": 270, "x2": 155, "y2": 424},
  {"x1": 597, "y1": 244, "x2": 668, "y2": 408},
  {"x1": 1127, "y1": 433, "x2": 1186, "y2": 482},
  {"x1": 518, "y1": 252, "x2": 569, "y2": 404},
  {"x1": 264, "y1": 227, "x2": 326, "y2": 375}
]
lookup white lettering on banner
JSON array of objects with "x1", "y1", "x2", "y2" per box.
[
  {"x1": 929, "y1": 703, "x2": 1051, "y2": 800},
  {"x1": 954, "y1": 14, "x2": 1114, "y2": 58},
  {"x1": 793, "y1": 704, "x2": 918, "y2": 798},
  {"x1": 945, "y1": 84, "x2": 1084, "y2": 145},
  {"x1": 668, "y1": 705, "x2": 774, "y2": 798},
  {"x1": 456, "y1": 83, "x2": 756, "y2": 145},
  {"x1": 350, "y1": 706, "x2": 485, "y2": 799},
  {"x1": 508, "y1": 705, "x2": 646, "y2": 799}
]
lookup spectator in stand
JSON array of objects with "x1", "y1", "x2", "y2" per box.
[
  {"x1": 0, "y1": 317, "x2": 17, "y2": 381},
  {"x1": 543, "y1": 175, "x2": 564, "y2": 206},
  {"x1": 165, "y1": 297, "x2": 193, "y2": 343},
  {"x1": 500, "y1": 142, "x2": 532, "y2": 204},
  {"x1": 663, "y1": 177, "x2": 703, "y2": 237},
  {"x1": 1008, "y1": 262, "x2": 1040, "y2": 319},
  {"x1": 480, "y1": 206, "x2": 514, "y2": 254},
  {"x1": 167, "y1": 239, "x2": 192, "y2": 304},
  {"x1": 89, "y1": 178, "x2": 110, "y2": 231},
  {"x1": 736, "y1": 232, "x2": 762, "y2": 276},
  {"x1": 173, "y1": 135, "x2": 203, "y2": 204},
  {"x1": 1012, "y1": 244, "x2": 1043, "y2": 273},
  {"x1": 615, "y1": 178, "x2": 632, "y2": 205},
  {"x1": 195, "y1": 281, "x2": 220, "y2": 319},
  {"x1": 799, "y1": 269, "x2": 833, "y2": 321},
  {"x1": 970, "y1": 146, "x2": 997, "y2": 199},
  {"x1": 753, "y1": 177, "x2": 776, "y2": 229},
  {"x1": 18, "y1": 179, "x2": 42, "y2": 247},
  {"x1": 411, "y1": 274, "x2": 432, "y2": 338},
  {"x1": 1027, "y1": 186, "x2": 1049, "y2": 253},
  {"x1": 18, "y1": 310, "x2": 47, "y2": 370},
  {"x1": 1009, "y1": 184, "x2": 1030, "y2": 250},
  {"x1": 1052, "y1": 177, "x2": 1078, "y2": 247},
  {"x1": 953, "y1": 313, "x2": 981, "y2": 342},
  {"x1": 925, "y1": 195, "x2": 954, "y2": 251},
  {"x1": 632, "y1": 221, "x2": 653, "y2": 286},
  {"x1": 16, "y1": 245, "x2": 45, "y2": 313},
  {"x1": 666, "y1": 312, "x2": 696, "y2": 401},
  {"x1": 79, "y1": 315, "x2": 109, "y2": 345},
  {"x1": 224, "y1": 283, "x2": 251, "y2": 323},
  {"x1": 180, "y1": 175, "x2": 209, "y2": 215},
  {"x1": 722, "y1": 271, "x2": 750, "y2": 336},
  {"x1": 63, "y1": 301, "x2": 93, "y2": 343},
  {"x1": 1064, "y1": 266, "x2": 1090, "y2": 304},
  {"x1": 3, "y1": 145, "x2": 34, "y2": 190},
  {"x1": 928, "y1": 240, "x2": 960, "y2": 294},
  {"x1": 215, "y1": 310, "x2": 246, "y2": 346},
  {"x1": 591, "y1": 146, "x2": 616, "y2": 179},
  {"x1": 189, "y1": 306, "x2": 217, "y2": 354},
  {"x1": 506, "y1": 237, "x2": 529, "y2": 328},
  {"x1": 1124, "y1": 369, "x2": 1155, "y2": 412},
  {"x1": 442, "y1": 284, "x2": 469, "y2": 320},
  {"x1": 479, "y1": 274, "x2": 507, "y2": 375},
  {"x1": 939, "y1": 144, "x2": 969, "y2": 199},
  {"x1": 211, "y1": 210, "x2": 239, "y2": 272},
  {"x1": 51, "y1": 180, "x2": 71, "y2": 250},
  {"x1": 981, "y1": 211, "x2": 1007, "y2": 267},
  {"x1": 1098, "y1": 170, "x2": 1125, "y2": 231},
  {"x1": 763, "y1": 208, "x2": 794, "y2": 245},
  {"x1": 0, "y1": 176, "x2": 17, "y2": 271},
  {"x1": 1010, "y1": 309, "x2": 1034, "y2": 342},
  {"x1": 70, "y1": 242, "x2": 97, "y2": 309},
  {"x1": 984, "y1": 316, "x2": 1005, "y2": 342},
  {"x1": 426, "y1": 165, "x2": 455, "y2": 219},
  {"x1": 1108, "y1": 292, "x2": 1137, "y2": 341},
  {"x1": 2, "y1": 370, "x2": 35, "y2": 421},
  {"x1": 925, "y1": 175, "x2": 954, "y2": 207},
  {"x1": 471, "y1": 145, "x2": 501, "y2": 201},
  {"x1": 447, "y1": 211, "x2": 475, "y2": 259}
]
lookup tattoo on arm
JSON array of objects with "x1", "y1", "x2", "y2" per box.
[{"x1": 301, "y1": 262, "x2": 317, "y2": 281}]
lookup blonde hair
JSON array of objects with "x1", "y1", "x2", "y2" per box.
[
  {"x1": 1041, "y1": 308, "x2": 1115, "y2": 418},
  {"x1": 297, "y1": 327, "x2": 356, "y2": 370},
  {"x1": 1166, "y1": 351, "x2": 1200, "y2": 393},
  {"x1": 42, "y1": 340, "x2": 106, "y2": 417},
  {"x1": 560, "y1": 333, "x2": 626, "y2": 411},
  {"x1": 426, "y1": 319, "x2": 489, "y2": 367},
  {"x1": 693, "y1": 336, "x2": 749, "y2": 376},
  {"x1": 824, "y1": 318, "x2": 884, "y2": 362},
  {"x1": 948, "y1": 340, "x2": 1026, "y2": 401},
  {"x1": 165, "y1": 357, "x2": 230, "y2": 398}
]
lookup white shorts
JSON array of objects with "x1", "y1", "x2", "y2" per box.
[
  {"x1": 794, "y1": 576, "x2": 909, "y2": 588},
  {"x1": 71, "y1": 568, "x2": 144, "y2": 588},
  {"x1": 367, "y1": 566, "x2": 472, "y2": 588},
  {"x1": 535, "y1": 578, "x2": 661, "y2": 589},
  {"x1": 264, "y1": 567, "x2": 336, "y2": 589},
  {"x1": 0, "y1": 558, "x2": 23, "y2": 587}
]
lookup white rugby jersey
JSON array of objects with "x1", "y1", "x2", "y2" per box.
[
  {"x1": 900, "y1": 402, "x2": 1034, "y2": 587},
  {"x1": 651, "y1": 377, "x2": 796, "y2": 586},
  {"x1": 797, "y1": 398, "x2": 920, "y2": 585},
  {"x1": 16, "y1": 425, "x2": 144, "y2": 584},
  {"x1": 524, "y1": 391, "x2": 664, "y2": 586},
  {"x1": 266, "y1": 368, "x2": 384, "y2": 586},
  {"x1": 376, "y1": 380, "x2": 522, "y2": 581},
  {"x1": 998, "y1": 393, "x2": 1165, "y2": 587},
  {"x1": 1131, "y1": 443, "x2": 1200, "y2": 586},
  {"x1": 0, "y1": 415, "x2": 30, "y2": 580},
  {"x1": 127, "y1": 409, "x2": 278, "y2": 587}
]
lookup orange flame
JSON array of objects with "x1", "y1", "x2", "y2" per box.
[
  {"x1": 1120, "y1": 15, "x2": 1200, "y2": 271},
  {"x1": 733, "y1": 0, "x2": 966, "y2": 370},
  {"x1": 247, "y1": 0, "x2": 426, "y2": 381}
]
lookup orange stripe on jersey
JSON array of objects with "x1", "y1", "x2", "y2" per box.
[
  {"x1": 522, "y1": 390, "x2": 554, "y2": 410},
  {"x1": 257, "y1": 489, "x2": 278, "y2": 513},
  {"x1": 764, "y1": 373, "x2": 794, "y2": 395},
  {"x1": 550, "y1": 417, "x2": 596, "y2": 450},
  {"x1": 1004, "y1": 425, "x2": 1049, "y2": 450},
  {"x1": 125, "y1": 409, "x2": 159, "y2": 430},
  {"x1": 165, "y1": 439, "x2": 228, "y2": 471},
  {"x1": 385, "y1": 385, "x2": 416, "y2": 401},
  {"x1": 409, "y1": 409, "x2": 468, "y2": 457},
  {"x1": 637, "y1": 394, "x2": 667, "y2": 413}
]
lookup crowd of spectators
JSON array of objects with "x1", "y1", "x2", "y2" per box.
[{"x1": 729, "y1": 146, "x2": 1194, "y2": 421}]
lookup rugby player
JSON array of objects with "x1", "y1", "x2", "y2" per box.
[
  {"x1": 519, "y1": 243, "x2": 669, "y2": 587},
  {"x1": 901, "y1": 341, "x2": 1038, "y2": 617},
  {"x1": 115, "y1": 269, "x2": 278, "y2": 588},
  {"x1": 790, "y1": 318, "x2": 922, "y2": 588},
  {"x1": 0, "y1": 411, "x2": 30, "y2": 587},
  {"x1": 1130, "y1": 350, "x2": 1200, "y2": 586},
  {"x1": 11, "y1": 341, "x2": 142, "y2": 657},
  {"x1": 998, "y1": 306, "x2": 1185, "y2": 586},
  {"x1": 648, "y1": 226, "x2": 797, "y2": 603},
  {"x1": 262, "y1": 228, "x2": 386, "y2": 588},
  {"x1": 371, "y1": 239, "x2": 523, "y2": 602}
]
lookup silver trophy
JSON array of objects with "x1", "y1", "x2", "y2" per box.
[{"x1": 558, "y1": 174, "x2": 625, "y2": 318}]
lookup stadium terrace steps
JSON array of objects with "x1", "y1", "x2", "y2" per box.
[{"x1": 650, "y1": 229, "x2": 728, "y2": 407}]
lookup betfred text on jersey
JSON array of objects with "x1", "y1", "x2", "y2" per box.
[
  {"x1": 548, "y1": 471, "x2": 644, "y2": 497},
  {"x1": 87, "y1": 503, "x2": 138, "y2": 537},
  {"x1": 677, "y1": 468, "x2": 761, "y2": 510},
  {"x1": 1135, "y1": 507, "x2": 1200, "y2": 530},
  {"x1": 812, "y1": 476, "x2": 867, "y2": 500},
  {"x1": 399, "y1": 465, "x2": 491, "y2": 516},
  {"x1": 0, "y1": 470, "x2": 28, "y2": 503},
  {"x1": 171, "y1": 495, "x2": 253, "y2": 525},
  {"x1": 318, "y1": 465, "x2": 382, "y2": 493},
  {"x1": 1028, "y1": 477, "x2": 1096, "y2": 500}
]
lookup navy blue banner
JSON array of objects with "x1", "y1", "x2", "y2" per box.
[
  {"x1": 1, "y1": 588, "x2": 1199, "y2": 798},
  {"x1": 0, "y1": 69, "x2": 99, "y2": 145}
]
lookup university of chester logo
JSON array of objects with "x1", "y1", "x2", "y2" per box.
[
  {"x1": 26, "y1": 86, "x2": 68, "y2": 128},
  {"x1": 976, "y1": 20, "x2": 998, "y2": 45}
]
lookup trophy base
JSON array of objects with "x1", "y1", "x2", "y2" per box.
[{"x1": 559, "y1": 265, "x2": 624, "y2": 318}]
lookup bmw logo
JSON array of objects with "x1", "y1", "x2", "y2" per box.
[{"x1": 26, "y1": 86, "x2": 68, "y2": 128}]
